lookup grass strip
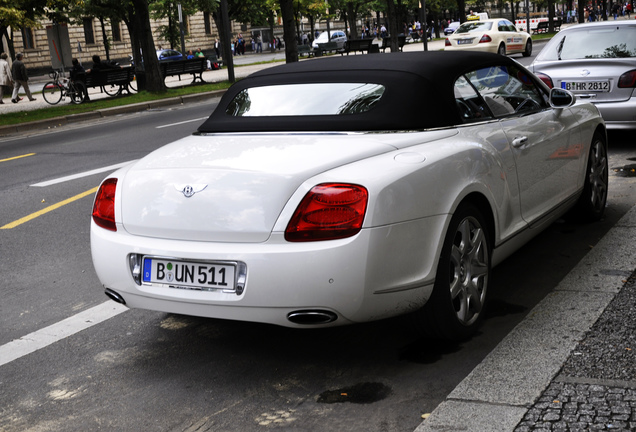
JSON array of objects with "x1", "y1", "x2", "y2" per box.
[{"x1": 0, "y1": 81, "x2": 232, "y2": 126}]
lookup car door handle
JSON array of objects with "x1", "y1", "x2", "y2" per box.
[
  {"x1": 512, "y1": 136, "x2": 528, "y2": 148},
  {"x1": 577, "y1": 93, "x2": 597, "y2": 99}
]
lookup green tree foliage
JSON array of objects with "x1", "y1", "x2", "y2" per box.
[
  {"x1": 1, "y1": 0, "x2": 78, "y2": 57},
  {"x1": 150, "y1": 0, "x2": 217, "y2": 49}
]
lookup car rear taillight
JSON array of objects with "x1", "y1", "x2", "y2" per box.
[
  {"x1": 285, "y1": 183, "x2": 368, "y2": 242},
  {"x1": 92, "y1": 178, "x2": 118, "y2": 231},
  {"x1": 479, "y1": 35, "x2": 492, "y2": 43},
  {"x1": 618, "y1": 69, "x2": 636, "y2": 88},
  {"x1": 535, "y1": 72, "x2": 554, "y2": 89},
  {"x1": 445, "y1": 38, "x2": 451, "y2": 46}
]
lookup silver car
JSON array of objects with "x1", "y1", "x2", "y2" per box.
[{"x1": 530, "y1": 20, "x2": 636, "y2": 129}]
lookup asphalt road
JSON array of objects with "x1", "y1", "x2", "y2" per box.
[{"x1": 1, "y1": 46, "x2": 635, "y2": 431}]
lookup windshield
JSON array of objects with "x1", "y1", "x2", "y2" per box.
[
  {"x1": 539, "y1": 26, "x2": 636, "y2": 60},
  {"x1": 456, "y1": 22, "x2": 493, "y2": 34},
  {"x1": 225, "y1": 83, "x2": 386, "y2": 116}
]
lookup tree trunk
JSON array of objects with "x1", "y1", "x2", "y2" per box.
[
  {"x1": 548, "y1": 0, "x2": 555, "y2": 31},
  {"x1": 99, "y1": 17, "x2": 110, "y2": 61},
  {"x1": 212, "y1": 1, "x2": 235, "y2": 83},
  {"x1": 132, "y1": 0, "x2": 165, "y2": 92},
  {"x1": 578, "y1": 0, "x2": 586, "y2": 22},
  {"x1": 347, "y1": 3, "x2": 358, "y2": 39},
  {"x1": 279, "y1": 0, "x2": 298, "y2": 63},
  {"x1": 458, "y1": 0, "x2": 467, "y2": 22},
  {"x1": 309, "y1": 16, "x2": 315, "y2": 42},
  {"x1": 386, "y1": 0, "x2": 399, "y2": 52}
]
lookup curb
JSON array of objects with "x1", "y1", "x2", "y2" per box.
[
  {"x1": 415, "y1": 206, "x2": 636, "y2": 431},
  {"x1": 0, "y1": 89, "x2": 226, "y2": 137}
]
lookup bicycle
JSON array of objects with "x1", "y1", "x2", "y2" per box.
[{"x1": 42, "y1": 70, "x2": 87, "y2": 105}]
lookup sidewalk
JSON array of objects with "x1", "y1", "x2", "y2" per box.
[{"x1": 416, "y1": 206, "x2": 636, "y2": 431}]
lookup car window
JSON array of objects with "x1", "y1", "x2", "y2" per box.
[
  {"x1": 504, "y1": 20, "x2": 517, "y2": 31},
  {"x1": 541, "y1": 26, "x2": 636, "y2": 60},
  {"x1": 462, "y1": 65, "x2": 547, "y2": 118},
  {"x1": 456, "y1": 21, "x2": 493, "y2": 34},
  {"x1": 225, "y1": 83, "x2": 386, "y2": 116},
  {"x1": 454, "y1": 76, "x2": 493, "y2": 122},
  {"x1": 498, "y1": 21, "x2": 508, "y2": 32}
]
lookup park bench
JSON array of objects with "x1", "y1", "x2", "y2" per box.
[
  {"x1": 380, "y1": 35, "x2": 407, "y2": 52},
  {"x1": 315, "y1": 42, "x2": 342, "y2": 56},
  {"x1": 533, "y1": 21, "x2": 550, "y2": 33},
  {"x1": 159, "y1": 58, "x2": 207, "y2": 85},
  {"x1": 82, "y1": 66, "x2": 136, "y2": 96},
  {"x1": 298, "y1": 44, "x2": 314, "y2": 57},
  {"x1": 533, "y1": 19, "x2": 561, "y2": 34},
  {"x1": 343, "y1": 39, "x2": 373, "y2": 55}
]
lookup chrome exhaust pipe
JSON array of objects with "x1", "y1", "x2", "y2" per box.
[
  {"x1": 105, "y1": 288, "x2": 126, "y2": 305},
  {"x1": 287, "y1": 310, "x2": 338, "y2": 325}
]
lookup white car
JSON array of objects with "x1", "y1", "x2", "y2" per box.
[
  {"x1": 91, "y1": 52, "x2": 607, "y2": 340},
  {"x1": 312, "y1": 30, "x2": 347, "y2": 50},
  {"x1": 445, "y1": 18, "x2": 532, "y2": 57}
]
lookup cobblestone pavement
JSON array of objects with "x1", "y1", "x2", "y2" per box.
[{"x1": 515, "y1": 272, "x2": 636, "y2": 431}]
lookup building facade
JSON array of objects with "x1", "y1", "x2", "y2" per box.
[{"x1": 10, "y1": 12, "x2": 251, "y2": 72}]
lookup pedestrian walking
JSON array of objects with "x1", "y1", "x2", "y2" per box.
[
  {"x1": 11, "y1": 53, "x2": 36, "y2": 103},
  {"x1": 0, "y1": 52, "x2": 13, "y2": 104}
]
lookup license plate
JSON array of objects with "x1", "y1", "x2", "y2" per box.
[
  {"x1": 561, "y1": 81, "x2": 610, "y2": 92},
  {"x1": 457, "y1": 39, "x2": 474, "y2": 45},
  {"x1": 142, "y1": 257, "x2": 236, "y2": 291}
]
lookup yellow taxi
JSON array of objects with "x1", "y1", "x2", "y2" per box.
[{"x1": 445, "y1": 18, "x2": 532, "y2": 57}]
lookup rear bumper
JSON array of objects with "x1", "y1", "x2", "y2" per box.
[
  {"x1": 582, "y1": 96, "x2": 636, "y2": 129},
  {"x1": 90, "y1": 216, "x2": 444, "y2": 327}
]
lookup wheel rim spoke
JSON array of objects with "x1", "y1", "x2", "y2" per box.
[
  {"x1": 589, "y1": 142, "x2": 608, "y2": 211},
  {"x1": 449, "y1": 217, "x2": 489, "y2": 325}
]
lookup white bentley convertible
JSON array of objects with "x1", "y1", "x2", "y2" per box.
[{"x1": 91, "y1": 52, "x2": 608, "y2": 340}]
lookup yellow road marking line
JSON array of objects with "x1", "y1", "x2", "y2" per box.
[
  {"x1": 0, "y1": 153, "x2": 36, "y2": 163},
  {"x1": 1, "y1": 187, "x2": 98, "y2": 230}
]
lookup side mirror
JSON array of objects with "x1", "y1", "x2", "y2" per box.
[{"x1": 549, "y1": 88, "x2": 576, "y2": 108}]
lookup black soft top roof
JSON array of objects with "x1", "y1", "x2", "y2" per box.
[{"x1": 198, "y1": 51, "x2": 516, "y2": 133}]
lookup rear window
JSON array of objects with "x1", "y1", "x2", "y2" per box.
[
  {"x1": 540, "y1": 26, "x2": 636, "y2": 60},
  {"x1": 456, "y1": 22, "x2": 493, "y2": 34},
  {"x1": 225, "y1": 83, "x2": 386, "y2": 116}
]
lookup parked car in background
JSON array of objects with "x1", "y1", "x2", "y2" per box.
[
  {"x1": 529, "y1": 20, "x2": 636, "y2": 130},
  {"x1": 156, "y1": 49, "x2": 183, "y2": 61},
  {"x1": 91, "y1": 52, "x2": 607, "y2": 341},
  {"x1": 311, "y1": 31, "x2": 347, "y2": 50},
  {"x1": 444, "y1": 21, "x2": 461, "y2": 35},
  {"x1": 445, "y1": 18, "x2": 532, "y2": 57}
]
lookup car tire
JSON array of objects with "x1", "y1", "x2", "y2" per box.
[
  {"x1": 523, "y1": 39, "x2": 533, "y2": 57},
  {"x1": 569, "y1": 131, "x2": 608, "y2": 222},
  {"x1": 414, "y1": 203, "x2": 491, "y2": 341},
  {"x1": 497, "y1": 44, "x2": 506, "y2": 56}
]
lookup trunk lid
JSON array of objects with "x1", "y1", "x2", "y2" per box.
[{"x1": 120, "y1": 131, "x2": 457, "y2": 242}]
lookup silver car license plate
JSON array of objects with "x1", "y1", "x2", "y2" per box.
[
  {"x1": 562, "y1": 81, "x2": 610, "y2": 92},
  {"x1": 143, "y1": 257, "x2": 236, "y2": 291}
]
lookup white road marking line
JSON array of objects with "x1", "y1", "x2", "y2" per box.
[
  {"x1": 156, "y1": 117, "x2": 208, "y2": 129},
  {"x1": 0, "y1": 301, "x2": 128, "y2": 367},
  {"x1": 31, "y1": 161, "x2": 136, "y2": 187}
]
